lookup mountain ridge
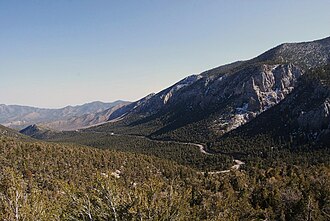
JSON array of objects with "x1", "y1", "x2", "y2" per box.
[{"x1": 87, "y1": 36, "x2": 330, "y2": 144}]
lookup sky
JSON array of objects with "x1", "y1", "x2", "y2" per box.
[{"x1": 1, "y1": 0, "x2": 330, "y2": 108}]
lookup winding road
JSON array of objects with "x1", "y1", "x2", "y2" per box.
[{"x1": 106, "y1": 132, "x2": 245, "y2": 175}]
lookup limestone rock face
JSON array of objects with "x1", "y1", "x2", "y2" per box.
[{"x1": 197, "y1": 63, "x2": 303, "y2": 133}]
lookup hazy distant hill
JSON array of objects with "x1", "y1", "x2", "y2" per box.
[{"x1": 0, "y1": 100, "x2": 130, "y2": 131}]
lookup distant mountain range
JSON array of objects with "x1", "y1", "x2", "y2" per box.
[
  {"x1": 85, "y1": 36, "x2": 330, "y2": 149},
  {"x1": 0, "y1": 100, "x2": 130, "y2": 131}
]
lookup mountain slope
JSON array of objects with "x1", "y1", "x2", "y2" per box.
[
  {"x1": 210, "y1": 64, "x2": 330, "y2": 155},
  {"x1": 89, "y1": 36, "x2": 330, "y2": 143},
  {"x1": 0, "y1": 100, "x2": 130, "y2": 131}
]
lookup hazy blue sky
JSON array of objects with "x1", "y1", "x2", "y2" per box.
[{"x1": 1, "y1": 0, "x2": 330, "y2": 108}]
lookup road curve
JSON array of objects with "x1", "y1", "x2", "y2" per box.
[{"x1": 105, "y1": 132, "x2": 245, "y2": 174}]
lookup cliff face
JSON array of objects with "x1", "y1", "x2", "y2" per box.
[{"x1": 201, "y1": 63, "x2": 303, "y2": 133}]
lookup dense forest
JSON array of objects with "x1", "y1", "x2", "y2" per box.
[
  {"x1": 0, "y1": 133, "x2": 329, "y2": 220},
  {"x1": 45, "y1": 132, "x2": 232, "y2": 171}
]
